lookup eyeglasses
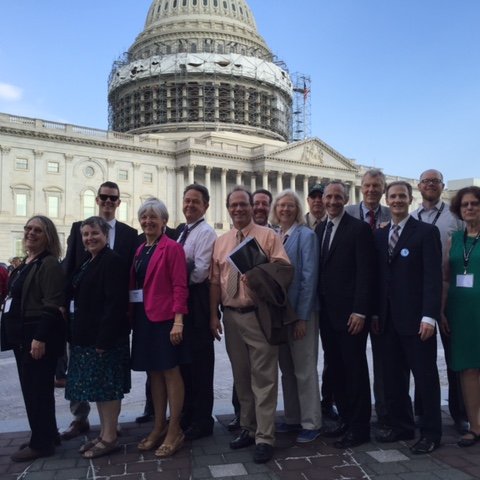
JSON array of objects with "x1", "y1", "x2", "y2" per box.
[
  {"x1": 460, "y1": 201, "x2": 480, "y2": 208},
  {"x1": 98, "y1": 194, "x2": 119, "y2": 202},
  {"x1": 419, "y1": 178, "x2": 443, "y2": 185},
  {"x1": 24, "y1": 225, "x2": 44, "y2": 234}
]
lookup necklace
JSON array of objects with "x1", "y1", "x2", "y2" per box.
[{"x1": 145, "y1": 237, "x2": 160, "y2": 254}]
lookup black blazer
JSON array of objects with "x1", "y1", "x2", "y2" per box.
[
  {"x1": 63, "y1": 220, "x2": 138, "y2": 275},
  {"x1": 68, "y1": 247, "x2": 129, "y2": 350},
  {"x1": 316, "y1": 212, "x2": 376, "y2": 331},
  {"x1": 374, "y1": 216, "x2": 442, "y2": 335}
]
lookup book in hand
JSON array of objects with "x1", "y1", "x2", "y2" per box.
[{"x1": 228, "y1": 236, "x2": 268, "y2": 274}]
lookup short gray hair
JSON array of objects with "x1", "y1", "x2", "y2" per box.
[
  {"x1": 80, "y1": 216, "x2": 110, "y2": 237},
  {"x1": 270, "y1": 189, "x2": 305, "y2": 226},
  {"x1": 138, "y1": 197, "x2": 169, "y2": 223}
]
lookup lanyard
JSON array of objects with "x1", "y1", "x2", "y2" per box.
[
  {"x1": 417, "y1": 202, "x2": 444, "y2": 225},
  {"x1": 463, "y1": 228, "x2": 480, "y2": 273},
  {"x1": 178, "y1": 218, "x2": 205, "y2": 245}
]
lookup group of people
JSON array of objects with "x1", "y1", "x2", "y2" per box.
[{"x1": 1, "y1": 170, "x2": 479, "y2": 465}]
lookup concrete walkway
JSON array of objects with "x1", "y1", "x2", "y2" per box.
[{"x1": 0, "y1": 408, "x2": 479, "y2": 480}]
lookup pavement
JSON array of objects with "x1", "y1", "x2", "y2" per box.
[{"x1": 1, "y1": 342, "x2": 480, "y2": 479}]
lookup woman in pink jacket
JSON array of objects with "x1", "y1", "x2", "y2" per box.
[{"x1": 130, "y1": 198, "x2": 189, "y2": 458}]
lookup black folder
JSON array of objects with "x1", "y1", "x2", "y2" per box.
[{"x1": 228, "y1": 236, "x2": 268, "y2": 274}]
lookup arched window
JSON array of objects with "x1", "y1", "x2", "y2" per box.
[{"x1": 83, "y1": 190, "x2": 96, "y2": 218}]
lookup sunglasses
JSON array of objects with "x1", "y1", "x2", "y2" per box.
[{"x1": 98, "y1": 194, "x2": 119, "y2": 202}]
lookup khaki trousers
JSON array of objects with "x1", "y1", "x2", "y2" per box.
[
  {"x1": 223, "y1": 309, "x2": 278, "y2": 445},
  {"x1": 279, "y1": 311, "x2": 322, "y2": 429}
]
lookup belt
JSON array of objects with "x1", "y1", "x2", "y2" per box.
[{"x1": 224, "y1": 305, "x2": 257, "y2": 314}]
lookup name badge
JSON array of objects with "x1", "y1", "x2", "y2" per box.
[
  {"x1": 456, "y1": 274, "x2": 474, "y2": 288},
  {"x1": 129, "y1": 289, "x2": 144, "y2": 303},
  {"x1": 4, "y1": 298, "x2": 12, "y2": 313},
  {"x1": 70, "y1": 300, "x2": 75, "y2": 313}
]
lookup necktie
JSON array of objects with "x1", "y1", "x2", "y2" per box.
[
  {"x1": 321, "y1": 221, "x2": 333, "y2": 264},
  {"x1": 368, "y1": 209, "x2": 376, "y2": 230},
  {"x1": 282, "y1": 233, "x2": 289, "y2": 244},
  {"x1": 108, "y1": 224, "x2": 114, "y2": 249},
  {"x1": 388, "y1": 224, "x2": 400, "y2": 257},
  {"x1": 178, "y1": 224, "x2": 190, "y2": 246},
  {"x1": 226, "y1": 230, "x2": 244, "y2": 298}
]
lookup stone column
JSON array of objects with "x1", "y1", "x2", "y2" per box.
[
  {"x1": 176, "y1": 168, "x2": 185, "y2": 226},
  {"x1": 303, "y1": 175, "x2": 309, "y2": 212},
  {"x1": 236, "y1": 170, "x2": 242, "y2": 186},
  {"x1": 221, "y1": 168, "x2": 228, "y2": 226},
  {"x1": 0, "y1": 146, "x2": 11, "y2": 214},
  {"x1": 205, "y1": 167, "x2": 212, "y2": 223},
  {"x1": 33, "y1": 150, "x2": 44, "y2": 214},
  {"x1": 290, "y1": 173, "x2": 297, "y2": 191},
  {"x1": 188, "y1": 164, "x2": 195, "y2": 184},
  {"x1": 250, "y1": 173, "x2": 256, "y2": 192},
  {"x1": 277, "y1": 173, "x2": 283, "y2": 194},
  {"x1": 262, "y1": 171, "x2": 269, "y2": 190},
  {"x1": 349, "y1": 182, "x2": 357, "y2": 204}
]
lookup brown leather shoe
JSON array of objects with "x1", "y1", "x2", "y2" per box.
[
  {"x1": 60, "y1": 420, "x2": 90, "y2": 440},
  {"x1": 11, "y1": 446, "x2": 54, "y2": 462}
]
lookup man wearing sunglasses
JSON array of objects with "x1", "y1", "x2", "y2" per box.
[{"x1": 60, "y1": 181, "x2": 138, "y2": 441}]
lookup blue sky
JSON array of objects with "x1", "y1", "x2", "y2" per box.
[{"x1": 0, "y1": 0, "x2": 478, "y2": 182}]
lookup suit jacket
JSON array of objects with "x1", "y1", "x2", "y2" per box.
[
  {"x1": 374, "y1": 216, "x2": 442, "y2": 336},
  {"x1": 345, "y1": 202, "x2": 391, "y2": 226},
  {"x1": 68, "y1": 247, "x2": 129, "y2": 349},
  {"x1": 316, "y1": 212, "x2": 375, "y2": 331},
  {"x1": 63, "y1": 219, "x2": 138, "y2": 275},
  {"x1": 283, "y1": 224, "x2": 319, "y2": 321},
  {"x1": 245, "y1": 262, "x2": 296, "y2": 345},
  {"x1": 131, "y1": 234, "x2": 189, "y2": 322}
]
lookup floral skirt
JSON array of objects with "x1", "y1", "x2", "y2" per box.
[{"x1": 65, "y1": 342, "x2": 131, "y2": 402}]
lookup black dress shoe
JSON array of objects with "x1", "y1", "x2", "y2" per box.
[
  {"x1": 135, "y1": 412, "x2": 154, "y2": 424},
  {"x1": 227, "y1": 415, "x2": 240, "y2": 431},
  {"x1": 320, "y1": 422, "x2": 348, "y2": 438},
  {"x1": 253, "y1": 443, "x2": 274, "y2": 463},
  {"x1": 11, "y1": 446, "x2": 55, "y2": 462},
  {"x1": 184, "y1": 424, "x2": 213, "y2": 441},
  {"x1": 321, "y1": 403, "x2": 339, "y2": 421},
  {"x1": 60, "y1": 420, "x2": 90, "y2": 440},
  {"x1": 454, "y1": 419, "x2": 470, "y2": 435},
  {"x1": 375, "y1": 428, "x2": 415, "y2": 443},
  {"x1": 334, "y1": 431, "x2": 370, "y2": 449},
  {"x1": 230, "y1": 429, "x2": 255, "y2": 449},
  {"x1": 410, "y1": 437, "x2": 439, "y2": 454}
]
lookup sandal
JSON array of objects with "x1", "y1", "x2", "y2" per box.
[
  {"x1": 458, "y1": 430, "x2": 480, "y2": 448},
  {"x1": 82, "y1": 439, "x2": 120, "y2": 459},
  {"x1": 79, "y1": 436, "x2": 101, "y2": 454},
  {"x1": 137, "y1": 425, "x2": 168, "y2": 451},
  {"x1": 154, "y1": 433, "x2": 185, "y2": 458}
]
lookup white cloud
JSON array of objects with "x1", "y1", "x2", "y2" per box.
[{"x1": 0, "y1": 83, "x2": 22, "y2": 101}]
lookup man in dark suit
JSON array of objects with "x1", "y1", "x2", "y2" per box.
[
  {"x1": 374, "y1": 181, "x2": 442, "y2": 454},
  {"x1": 316, "y1": 181, "x2": 375, "y2": 448},
  {"x1": 345, "y1": 168, "x2": 391, "y2": 428},
  {"x1": 60, "y1": 181, "x2": 138, "y2": 440}
]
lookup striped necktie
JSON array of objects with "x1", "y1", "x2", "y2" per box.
[{"x1": 388, "y1": 224, "x2": 400, "y2": 257}]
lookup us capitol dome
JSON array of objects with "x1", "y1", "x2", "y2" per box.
[{"x1": 108, "y1": 0, "x2": 293, "y2": 141}]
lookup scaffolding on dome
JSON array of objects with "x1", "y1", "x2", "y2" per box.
[
  {"x1": 291, "y1": 73, "x2": 312, "y2": 141},
  {"x1": 107, "y1": 51, "x2": 293, "y2": 142}
]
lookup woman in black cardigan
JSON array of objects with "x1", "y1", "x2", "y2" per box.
[
  {"x1": 65, "y1": 216, "x2": 130, "y2": 459},
  {"x1": 1, "y1": 215, "x2": 65, "y2": 462}
]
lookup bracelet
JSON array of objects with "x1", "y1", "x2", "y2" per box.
[{"x1": 173, "y1": 323, "x2": 184, "y2": 327}]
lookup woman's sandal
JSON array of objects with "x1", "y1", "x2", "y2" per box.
[
  {"x1": 458, "y1": 430, "x2": 480, "y2": 448},
  {"x1": 79, "y1": 436, "x2": 101, "y2": 454},
  {"x1": 82, "y1": 439, "x2": 121, "y2": 459},
  {"x1": 137, "y1": 426, "x2": 168, "y2": 451},
  {"x1": 154, "y1": 433, "x2": 185, "y2": 458}
]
